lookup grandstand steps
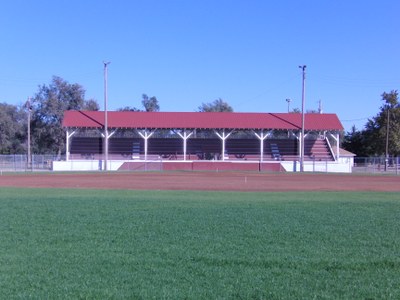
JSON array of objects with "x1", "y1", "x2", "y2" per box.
[{"x1": 305, "y1": 139, "x2": 334, "y2": 161}]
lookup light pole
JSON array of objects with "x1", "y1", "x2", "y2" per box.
[
  {"x1": 103, "y1": 61, "x2": 111, "y2": 171},
  {"x1": 299, "y1": 65, "x2": 306, "y2": 172},
  {"x1": 286, "y1": 98, "x2": 291, "y2": 113}
]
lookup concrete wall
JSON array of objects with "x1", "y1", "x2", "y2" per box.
[
  {"x1": 53, "y1": 160, "x2": 124, "y2": 171},
  {"x1": 53, "y1": 159, "x2": 352, "y2": 173},
  {"x1": 53, "y1": 160, "x2": 282, "y2": 172},
  {"x1": 280, "y1": 160, "x2": 352, "y2": 173}
]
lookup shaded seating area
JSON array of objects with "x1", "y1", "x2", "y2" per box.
[
  {"x1": 70, "y1": 137, "x2": 102, "y2": 160},
  {"x1": 69, "y1": 136, "x2": 334, "y2": 162}
]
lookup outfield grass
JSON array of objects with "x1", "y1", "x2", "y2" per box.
[{"x1": 0, "y1": 188, "x2": 399, "y2": 299}]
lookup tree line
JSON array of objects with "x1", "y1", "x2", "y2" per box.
[
  {"x1": 0, "y1": 76, "x2": 233, "y2": 155},
  {"x1": 1, "y1": 76, "x2": 398, "y2": 157}
]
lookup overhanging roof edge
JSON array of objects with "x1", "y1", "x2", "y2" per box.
[{"x1": 62, "y1": 110, "x2": 344, "y2": 131}]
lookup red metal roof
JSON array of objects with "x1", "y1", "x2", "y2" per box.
[{"x1": 63, "y1": 111, "x2": 344, "y2": 131}]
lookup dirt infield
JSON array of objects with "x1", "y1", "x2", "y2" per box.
[{"x1": 0, "y1": 171, "x2": 399, "y2": 192}]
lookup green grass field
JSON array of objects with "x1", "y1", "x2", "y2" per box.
[{"x1": 0, "y1": 188, "x2": 399, "y2": 299}]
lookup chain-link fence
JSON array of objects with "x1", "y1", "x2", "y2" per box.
[
  {"x1": 1, "y1": 154, "x2": 399, "y2": 175},
  {"x1": 0, "y1": 155, "x2": 163, "y2": 172},
  {"x1": 353, "y1": 157, "x2": 399, "y2": 175},
  {"x1": 0, "y1": 155, "x2": 63, "y2": 172}
]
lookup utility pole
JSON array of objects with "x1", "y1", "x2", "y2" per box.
[
  {"x1": 103, "y1": 61, "x2": 111, "y2": 171},
  {"x1": 299, "y1": 65, "x2": 306, "y2": 172},
  {"x1": 385, "y1": 107, "x2": 390, "y2": 172},
  {"x1": 26, "y1": 97, "x2": 32, "y2": 170},
  {"x1": 286, "y1": 98, "x2": 291, "y2": 113},
  {"x1": 318, "y1": 99, "x2": 323, "y2": 114}
]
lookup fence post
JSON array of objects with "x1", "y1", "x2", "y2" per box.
[
  {"x1": 325, "y1": 158, "x2": 328, "y2": 173},
  {"x1": 312, "y1": 156, "x2": 315, "y2": 172}
]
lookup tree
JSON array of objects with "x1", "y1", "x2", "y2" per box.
[
  {"x1": 84, "y1": 99, "x2": 100, "y2": 111},
  {"x1": 117, "y1": 106, "x2": 141, "y2": 112},
  {"x1": 342, "y1": 90, "x2": 400, "y2": 157},
  {"x1": 381, "y1": 90, "x2": 400, "y2": 156},
  {"x1": 117, "y1": 94, "x2": 160, "y2": 112},
  {"x1": 142, "y1": 94, "x2": 160, "y2": 112},
  {"x1": 198, "y1": 98, "x2": 233, "y2": 112},
  {"x1": 0, "y1": 103, "x2": 25, "y2": 154},
  {"x1": 291, "y1": 108, "x2": 301, "y2": 113},
  {"x1": 31, "y1": 76, "x2": 99, "y2": 155},
  {"x1": 342, "y1": 126, "x2": 370, "y2": 157},
  {"x1": 364, "y1": 90, "x2": 400, "y2": 156}
]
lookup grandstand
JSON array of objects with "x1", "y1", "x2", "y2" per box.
[
  {"x1": 57, "y1": 111, "x2": 347, "y2": 172},
  {"x1": 69, "y1": 137, "x2": 333, "y2": 162}
]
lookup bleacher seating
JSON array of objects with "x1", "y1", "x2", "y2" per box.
[
  {"x1": 270, "y1": 143, "x2": 281, "y2": 160},
  {"x1": 305, "y1": 139, "x2": 334, "y2": 161},
  {"x1": 69, "y1": 136, "x2": 334, "y2": 162},
  {"x1": 265, "y1": 139, "x2": 298, "y2": 161},
  {"x1": 70, "y1": 137, "x2": 102, "y2": 158}
]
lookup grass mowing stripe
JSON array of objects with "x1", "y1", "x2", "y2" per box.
[{"x1": 0, "y1": 188, "x2": 399, "y2": 299}]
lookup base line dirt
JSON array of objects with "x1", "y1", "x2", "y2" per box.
[{"x1": 0, "y1": 172, "x2": 399, "y2": 192}]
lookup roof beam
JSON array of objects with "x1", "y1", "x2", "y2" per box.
[
  {"x1": 65, "y1": 129, "x2": 77, "y2": 161},
  {"x1": 176, "y1": 129, "x2": 194, "y2": 161},
  {"x1": 253, "y1": 130, "x2": 272, "y2": 162},
  {"x1": 215, "y1": 130, "x2": 233, "y2": 161},
  {"x1": 137, "y1": 129, "x2": 156, "y2": 161}
]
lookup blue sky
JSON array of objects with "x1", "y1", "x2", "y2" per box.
[{"x1": 1, "y1": 0, "x2": 399, "y2": 131}]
